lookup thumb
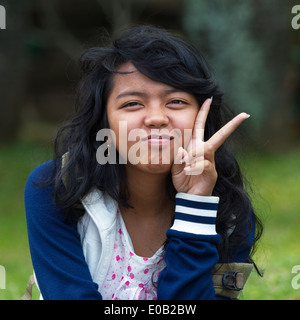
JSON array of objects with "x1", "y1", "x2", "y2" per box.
[{"x1": 171, "y1": 147, "x2": 188, "y2": 176}]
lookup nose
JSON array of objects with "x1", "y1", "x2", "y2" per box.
[{"x1": 144, "y1": 105, "x2": 169, "y2": 128}]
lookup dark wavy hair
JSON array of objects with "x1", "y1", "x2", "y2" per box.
[{"x1": 50, "y1": 25, "x2": 263, "y2": 266}]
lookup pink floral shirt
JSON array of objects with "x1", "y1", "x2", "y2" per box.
[{"x1": 100, "y1": 210, "x2": 166, "y2": 300}]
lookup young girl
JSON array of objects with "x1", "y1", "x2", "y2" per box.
[{"x1": 25, "y1": 25, "x2": 262, "y2": 300}]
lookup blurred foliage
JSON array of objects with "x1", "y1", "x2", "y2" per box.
[
  {"x1": 240, "y1": 149, "x2": 300, "y2": 299},
  {"x1": 0, "y1": 142, "x2": 51, "y2": 300},
  {"x1": 183, "y1": 0, "x2": 298, "y2": 138},
  {"x1": 0, "y1": 0, "x2": 299, "y2": 146}
]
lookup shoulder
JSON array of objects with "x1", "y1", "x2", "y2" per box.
[
  {"x1": 24, "y1": 159, "x2": 62, "y2": 197},
  {"x1": 25, "y1": 161, "x2": 55, "y2": 204},
  {"x1": 25, "y1": 160, "x2": 56, "y2": 187},
  {"x1": 24, "y1": 160, "x2": 61, "y2": 220}
]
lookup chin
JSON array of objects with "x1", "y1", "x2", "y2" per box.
[
  {"x1": 147, "y1": 163, "x2": 172, "y2": 173},
  {"x1": 133, "y1": 162, "x2": 172, "y2": 175}
]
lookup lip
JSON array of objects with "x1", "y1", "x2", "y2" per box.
[
  {"x1": 142, "y1": 134, "x2": 173, "y2": 140},
  {"x1": 142, "y1": 134, "x2": 174, "y2": 146}
]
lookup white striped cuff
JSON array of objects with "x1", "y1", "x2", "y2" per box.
[{"x1": 170, "y1": 192, "x2": 219, "y2": 235}]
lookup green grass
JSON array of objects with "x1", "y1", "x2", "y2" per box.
[
  {"x1": 239, "y1": 149, "x2": 300, "y2": 300},
  {"x1": 0, "y1": 142, "x2": 51, "y2": 300},
  {"x1": 0, "y1": 142, "x2": 299, "y2": 300}
]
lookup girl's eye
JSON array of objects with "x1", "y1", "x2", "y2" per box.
[
  {"x1": 122, "y1": 102, "x2": 141, "y2": 108},
  {"x1": 168, "y1": 100, "x2": 187, "y2": 106}
]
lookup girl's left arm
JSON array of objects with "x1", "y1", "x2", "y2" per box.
[
  {"x1": 157, "y1": 192, "x2": 253, "y2": 300},
  {"x1": 157, "y1": 192, "x2": 221, "y2": 300}
]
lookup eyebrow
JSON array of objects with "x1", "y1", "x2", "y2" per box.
[
  {"x1": 116, "y1": 91, "x2": 147, "y2": 100},
  {"x1": 116, "y1": 88, "x2": 186, "y2": 100}
]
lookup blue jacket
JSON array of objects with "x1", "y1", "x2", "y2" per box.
[{"x1": 25, "y1": 161, "x2": 255, "y2": 300}]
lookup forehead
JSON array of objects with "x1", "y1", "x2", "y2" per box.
[{"x1": 109, "y1": 62, "x2": 176, "y2": 96}]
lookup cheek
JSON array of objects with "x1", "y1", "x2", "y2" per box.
[
  {"x1": 109, "y1": 118, "x2": 143, "y2": 159},
  {"x1": 171, "y1": 113, "x2": 198, "y2": 147}
]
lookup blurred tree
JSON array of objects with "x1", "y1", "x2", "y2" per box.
[
  {"x1": 0, "y1": 0, "x2": 32, "y2": 143},
  {"x1": 0, "y1": 0, "x2": 83, "y2": 143},
  {"x1": 97, "y1": 0, "x2": 149, "y2": 35},
  {"x1": 6, "y1": 0, "x2": 295, "y2": 147},
  {"x1": 0, "y1": 0, "x2": 152, "y2": 142},
  {"x1": 35, "y1": 0, "x2": 83, "y2": 60},
  {"x1": 182, "y1": 0, "x2": 295, "y2": 146}
]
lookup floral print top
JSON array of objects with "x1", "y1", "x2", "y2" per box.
[{"x1": 100, "y1": 209, "x2": 166, "y2": 300}]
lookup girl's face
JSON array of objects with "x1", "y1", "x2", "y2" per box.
[{"x1": 106, "y1": 62, "x2": 199, "y2": 174}]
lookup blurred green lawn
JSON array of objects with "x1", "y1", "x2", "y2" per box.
[{"x1": 0, "y1": 141, "x2": 300, "y2": 300}]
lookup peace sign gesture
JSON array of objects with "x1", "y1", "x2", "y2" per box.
[{"x1": 171, "y1": 98, "x2": 250, "y2": 196}]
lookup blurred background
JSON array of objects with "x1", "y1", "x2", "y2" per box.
[{"x1": 0, "y1": 0, "x2": 299, "y2": 300}]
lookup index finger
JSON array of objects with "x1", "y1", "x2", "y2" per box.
[
  {"x1": 191, "y1": 98, "x2": 212, "y2": 143},
  {"x1": 208, "y1": 112, "x2": 250, "y2": 151}
]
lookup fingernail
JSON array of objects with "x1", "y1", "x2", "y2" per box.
[
  {"x1": 179, "y1": 159, "x2": 185, "y2": 164},
  {"x1": 184, "y1": 166, "x2": 191, "y2": 171},
  {"x1": 210, "y1": 96, "x2": 213, "y2": 102},
  {"x1": 247, "y1": 114, "x2": 250, "y2": 118}
]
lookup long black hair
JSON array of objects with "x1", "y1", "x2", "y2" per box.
[{"x1": 51, "y1": 25, "x2": 263, "y2": 265}]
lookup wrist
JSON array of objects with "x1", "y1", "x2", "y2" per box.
[
  {"x1": 185, "y1": 186, "x2": 214, "y2": 197},
  {"x1": 171, "y1": 193, "x2": 219, "y2": 235}
]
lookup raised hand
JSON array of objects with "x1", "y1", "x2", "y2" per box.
[{"x1": 171, "y1": 98, "x2": 250, "y2": 196}]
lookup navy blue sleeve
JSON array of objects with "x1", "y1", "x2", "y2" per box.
[
  {"x1": 24, "y1": 161, "x2": 102, "y2": 300},
  {"x1": 226, "y1": 211, "x2": 256, "y2": 264},
  {"x1": 157, "y1": 193, "x2": 254, "y2": 300}
]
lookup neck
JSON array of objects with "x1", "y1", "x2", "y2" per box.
[
  {"x1": 121, "y1": 165, "x2": 175, "y2": 218},
  {"x1": 119, "y1": 165, "x2": 175, "y2": 257}
]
